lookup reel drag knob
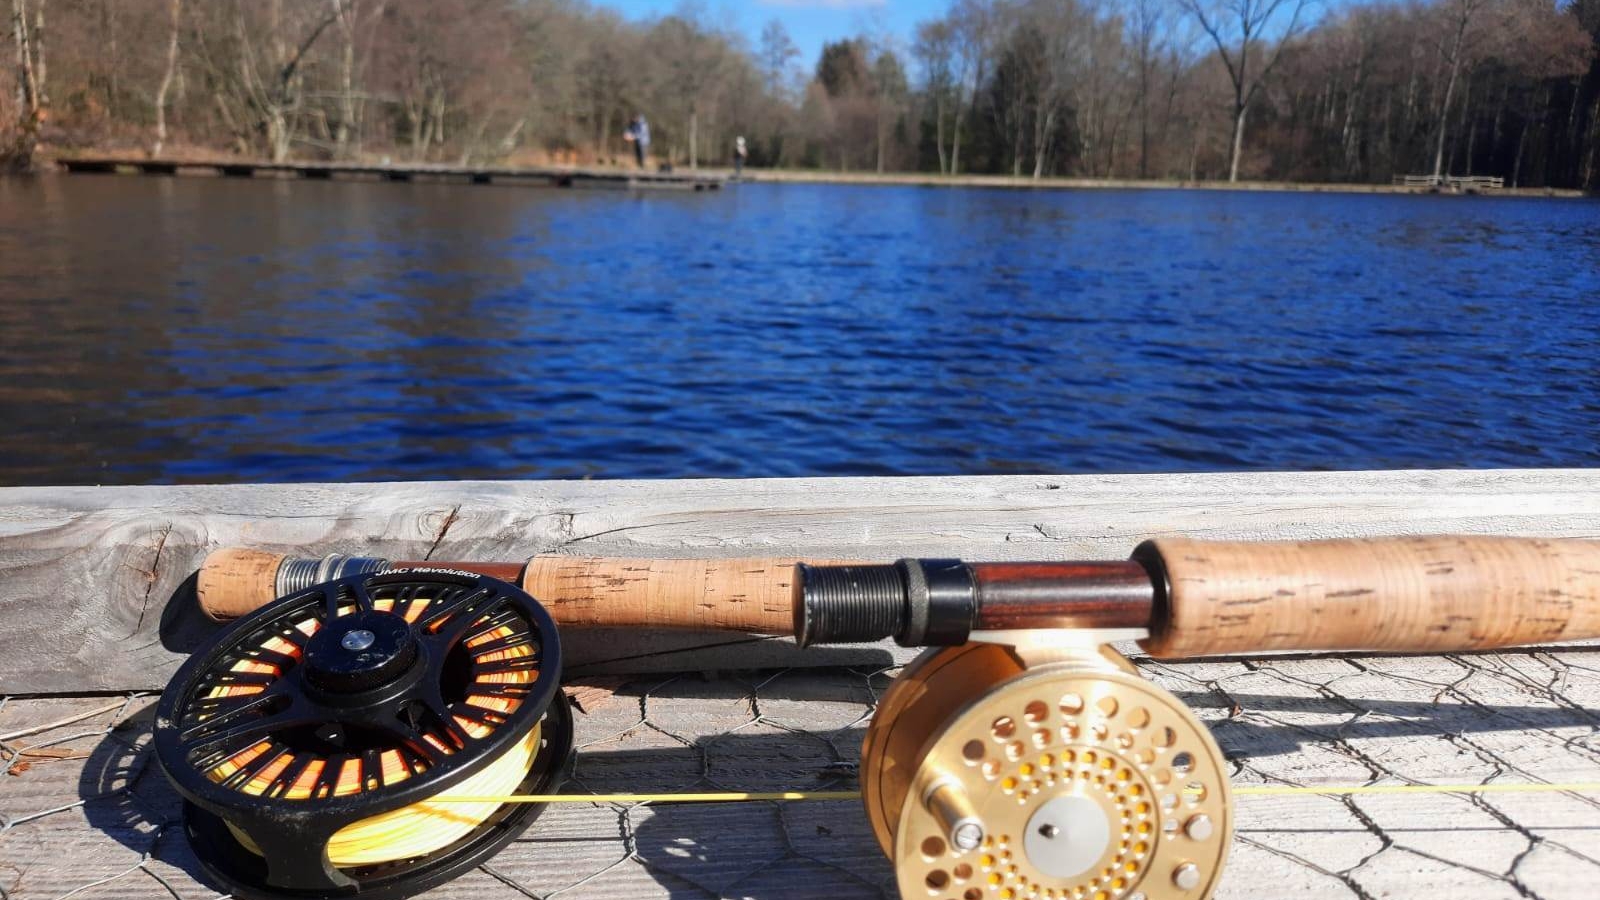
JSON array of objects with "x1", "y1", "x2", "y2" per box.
[{"x1": 862, "y1": 643, "x2": 1230, "y2": 900}]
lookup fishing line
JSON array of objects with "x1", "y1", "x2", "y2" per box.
[{"x1": 429, "y1": 781, "x2": 1600, "y2": 804}]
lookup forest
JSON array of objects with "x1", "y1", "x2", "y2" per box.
[{"x1": 5, "y1": 0, "x2": 1599, "y2": 188}]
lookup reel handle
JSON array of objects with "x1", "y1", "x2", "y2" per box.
[
  {"x1": 198, "y1": 548, "x2": 811, "y2": 633},
  {"x1": 1136, "y1": 535, "x2": 1600, "y2": 657}
]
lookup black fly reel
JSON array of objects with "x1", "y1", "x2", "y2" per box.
[{"x1": 153, "y1": 568, "x2": 572, "y2": 900}]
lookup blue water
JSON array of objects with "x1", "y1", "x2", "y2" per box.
[{"x1": 1, "y1": 175, "x2": 1598, "y2": 485}]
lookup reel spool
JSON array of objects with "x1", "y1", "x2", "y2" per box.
[
  {"x1": 862, "y1": 638, "x2": 1230, "y2": 900},
  {"x1": 153, "y1": 568, "x2": 572, "y2": 900}
]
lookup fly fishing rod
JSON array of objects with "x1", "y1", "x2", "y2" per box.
[{"x1": 159, "y1": 536, "x2": 1600, "y2": 900}]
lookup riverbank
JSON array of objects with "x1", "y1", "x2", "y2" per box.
[
  {"x1": 34, "y1": 152, "x2": 1591, "y2": 198},
  {"x1": 736, "y1": 166, "x2": 1591, "y2": 198}
]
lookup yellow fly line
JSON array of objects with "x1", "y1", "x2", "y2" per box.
[{"x1": 430, "y1": 781, "x2": 1600, "y2": 804}]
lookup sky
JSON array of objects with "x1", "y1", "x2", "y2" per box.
[{"x1": 597, "y1": 0, "x2": 944, "y2": 74}]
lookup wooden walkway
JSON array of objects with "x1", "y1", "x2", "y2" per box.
[
  {"x1": 1, "y1": 470, "x2": 1598, "y2": 899},
  {"x1": 54, "y1": 156, "x2": 726, "y2": 191}
]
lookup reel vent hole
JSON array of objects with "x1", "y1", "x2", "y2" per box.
[
  {"x1": 1153, "y1": 726, "x2": 1176, "y2": 748},
  {"x1": 925, "y1": 869, "x2": 951, "y2": 892},
  {"x1": 1096, "y1": 697, "x2": 1119, "y2": 717},
  {"x1": 953, "y1": 863, "x2": 973, "y2": 881},
  {"x1": 1024, "y1": 700, "x2": 1049, "y2": 723},
  {"x1": 1059, "y1": 693, "x2": 1084, "y2": 715},
  {"x1": 922, "y1": 836, "x2": 947, "y2": 860},
  {"x1": 1127, "y1": 707, "x2": 1151, "y2": 729},
  {"x1": 1185, "y1": 781, "x2": 1207, "y2": 806},
  {"x1": 963, "y1": 740, "x2": 985, "y2": 763},
  {"x1": 1171, "y1": 751, "x2": 1194, "y2": 774},
  {"x1": 993, "y1": 717, "x2": 1018, "y2": 741},
  {"x1": 964, "y1": 890, "x2": 983, "y2": 900}
]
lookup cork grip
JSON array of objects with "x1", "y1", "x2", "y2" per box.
[
  {"x1": 196, "y1": 548, "x2": 809, "y2": 635},
  {"x1": 197, "y1": 548, "x2": 287, "y2": 622},
  {"x1": 521, "y1": 556, "x2": 809, "y2": 635},
  {"x1": 1137, "y1": 535, "x2": 1600, "y2": 658}
]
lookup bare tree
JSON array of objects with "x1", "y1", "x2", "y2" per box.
[
  {"x1": 1130, "y1": 0, "x2": 1173, "y2": 177},
  {"x1": 949, "y1": 0, "x2": 999, "y2": 174},
  {"x1": 152, "y1": 0, "x2": 182, "y2": 155},
  {"x1": 8, "y1": 0, "x2": 41, "y2": 168},
  {"x1": 914, "y1": 19, "x2": 957, "y2": 173},
  {"x1": 1179, "y1": 0, "x2": 1312, "y2": 180},
  {"x1": 759, "y1": 18, "x2": 798, "y2": 100}
]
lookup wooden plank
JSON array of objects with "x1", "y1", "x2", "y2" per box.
[
  {"x1": 5, "y1": 470, "x2": 1600, "y2": 693},
  {"x1": 2, "y1": 649, "x2": 1598, "y2": 900}
]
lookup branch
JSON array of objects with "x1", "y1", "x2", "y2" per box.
[
  {"x1": 1245, "y1": 0, "x2": 1312, "y2": 105},
  {"x1": 1180, "y1": 0, "x2": 1243, "y2": 92},
  {"x1": 277, "y1": 10, "x2": 339, "y2": 99}
]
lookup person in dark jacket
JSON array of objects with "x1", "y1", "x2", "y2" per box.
[{"x1": 624, "y1": 114, "x2": 650, "y2": 169}]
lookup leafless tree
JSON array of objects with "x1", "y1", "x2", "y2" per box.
[
  {"x1": 152, "y1": 0, "x2": 181, "y2": 155},
  {"x1": 1178, "y1": 0, "x2": 1311, "y2": 180}
]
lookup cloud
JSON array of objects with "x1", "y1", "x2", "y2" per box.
[{"x1": 759, "y1": 0, "x2": 887, "y2": 8}]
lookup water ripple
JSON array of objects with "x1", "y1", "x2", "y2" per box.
[{"x1": 1, "y1": 177, "x2": 1598, "y2": 484}]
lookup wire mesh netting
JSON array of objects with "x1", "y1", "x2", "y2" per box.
[{"x1": 2, "y1": 651, "x2": 1599, "y2": 900}]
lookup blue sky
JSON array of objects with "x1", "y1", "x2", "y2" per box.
[{"x1": 598, "y1": 0, "x2": 942, "y2": 73}]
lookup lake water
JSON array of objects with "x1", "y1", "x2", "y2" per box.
[{"x1": 2, "y1": 175, "x2": 1598, "y2": 485}]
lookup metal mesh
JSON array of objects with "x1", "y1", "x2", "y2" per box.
[{"x1": 2, "y1": 651, "x2": 1598, "y2": 899}]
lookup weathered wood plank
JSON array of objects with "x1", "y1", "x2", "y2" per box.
[
  {"x1": 6, "y1": 470, "x2": 1600, "y2": 693},
  {"x1": 1, "y1": 652, "x2": 1596, "y2": 900}
]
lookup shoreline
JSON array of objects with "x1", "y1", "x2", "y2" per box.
[
  {"x1": 733, "y1": 167, "x2": 1591, "y2": 198},
  {"x1": 31, "y1": 152, "x2": 1592, "y2": 198}
]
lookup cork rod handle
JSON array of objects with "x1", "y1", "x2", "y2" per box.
[
  {"x1": 197, "y1": 548, "x2": 809, "y2": 634},
  {"x1": 521, "y1": 556, "x2": 809, "y2": 634},
  {"x1": 1136, "y1": 535, "x2": 1600, "y2": 659}
]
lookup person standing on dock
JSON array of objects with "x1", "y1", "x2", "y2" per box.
[
  {"x1": 624, "y1": 114, "x2": 651, "y2": 170},
  {"x1": 734, "y1": 136, "x2": 748, "y2": 179}
]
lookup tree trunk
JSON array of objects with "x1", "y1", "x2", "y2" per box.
[
  {"x1": 1432, "y1": 16, "x2": 1467, "y2": 181},
  {"x1": 1512, "y1": 121, "x2": 1527, "y2": 187},
  {"x1": 332, "y1": 0, "x2": 354, "y2": 157},
  {"x1": 9, "y1": 0, "x2": 41, "y2": 169},
  {"x1": 152, "y1": 0, "x2": 182, "y2": 156},
  {"x1": 877, "y1": 107, "x2": 886, "y2": 173},
  {"x1": 951, "y1": 103, "x2": 964, "y2": 175},
  {"x1": 1228, "y1": 102, "x2": 1248, "y2": 182},
  {"x1": 30, "y1": 0, "x2": 44, "y2": 106},
  {"x1": 269, "y1": 109, "x2": 291, "y2": 162},
  {"x1": 934, "y1": 94, "x2": 947, "y2": 175},
  {"x1": 102, "y1": 0, "x2": 117, "y2": 116},
  {"x1": 689, "y1": 108, "x2": 698, "y2": 169},
  {"x1": 1033, "y1": 106, "x2": 1053, "y2": 179}
]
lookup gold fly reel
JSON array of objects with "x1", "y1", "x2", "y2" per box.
[{"x1": 863, "y1": 640, "x2": 1231, "y2": 900}]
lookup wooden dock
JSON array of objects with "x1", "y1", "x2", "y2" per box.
[
  {"x1": 1391, "y1": 173, "x2": 1506, "y2": 193},
  {"x1": 1, "y1": 470, "x2": 1598, "y2": 899},
  {"x1": 54, "y1": 155, "x2": 727, "y2": 191}
]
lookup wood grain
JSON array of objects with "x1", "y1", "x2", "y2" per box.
[
  {"x1": 7, "y1": 469, "x2": 1600, "y2": 692},
  {"x1": 1139, "y1": 535, "x2": 1600, "y2": 658}
]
